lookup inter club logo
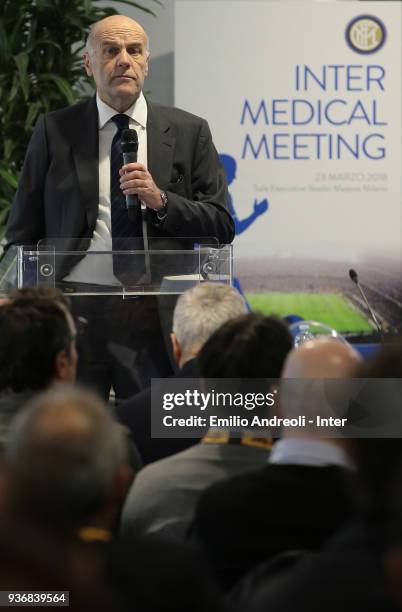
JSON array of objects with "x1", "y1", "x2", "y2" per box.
[{"x1": 346, "y1": 15, "x2": 386, "y2": 55}]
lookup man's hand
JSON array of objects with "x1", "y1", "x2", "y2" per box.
[{"x1": 120, "y1": 163, "x2": 164, "y2": 210}]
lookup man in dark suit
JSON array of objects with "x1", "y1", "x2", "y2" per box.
[
  {"x1": 192, "y1": 338, "x2": 361, "y2": 591},
  {"x1": 5, "y1": 15, "x2": 234, "y2": 399}
]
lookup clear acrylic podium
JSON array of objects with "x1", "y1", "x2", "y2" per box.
[
  {"x1": 0, "y1": 238, "x2": 233, "y2": 399},
  {"x1": 0, "y1": 238, "x2": 233, "y2": 296}
]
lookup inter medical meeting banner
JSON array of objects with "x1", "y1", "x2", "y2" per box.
[{"x1": 175, "y1": 1, "x2": 402, "y2": 337}]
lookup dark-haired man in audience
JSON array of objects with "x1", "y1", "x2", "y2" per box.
[
  {"x1": 192, "y1": 337, "x2": 361, "y2": 591},
  {"x1": 120, "y1": 313, "x2": 292, "y2": 541},
  {"x1": 116, "y1": 281, "x2": 247, "y2": 464},
  {"x1": 0, "y1": 291, "x2": 78, "y2": 448}
]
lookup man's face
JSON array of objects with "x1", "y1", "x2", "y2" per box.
[{"x1": 84, "y1": 16, "x2": 149, "y2": 112}]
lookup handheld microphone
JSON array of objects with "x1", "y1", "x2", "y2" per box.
[
  {"x1": 121, "y1": 128, "x2": 139, "y2": 220},
  {"x1": 348, "y1": 268, "x2": 384, "y2": 341}
]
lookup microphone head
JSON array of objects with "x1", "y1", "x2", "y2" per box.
[
  {"x1": 349, "y1": 269, "x2": 358, "y2": 284},
  {"x1": 121, "y1": 128, "x2": 138, "y2": 153}
]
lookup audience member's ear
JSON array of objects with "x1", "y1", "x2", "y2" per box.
[
  {"x1": 54, "y1": 347, "x2": 77, "y2": 383},
  {"x1": 170, "y1": 332, "x2": 182, "y2": 366}
]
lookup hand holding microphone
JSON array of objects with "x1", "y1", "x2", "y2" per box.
[
  {"x1": 120, "y1": 129, "x2": 166, "y2": 213},
  {"x1": 120, "y1": 128, "x2": 139, "y2": 219}
]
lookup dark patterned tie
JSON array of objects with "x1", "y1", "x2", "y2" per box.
[{"x1": 110, "y1": 114, "x2": 143, "y2": 283}]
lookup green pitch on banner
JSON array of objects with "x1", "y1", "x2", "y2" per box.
[{"x1": 246, "y1": 292, "x2": 373, "y2": 334}]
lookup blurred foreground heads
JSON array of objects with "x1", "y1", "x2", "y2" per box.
[
  {"x1": 5, "y1": 385, "x2": 132, "y2": 536},
  {"x1": 2, "y1": 385, "x2": 220, "y2": 612}
]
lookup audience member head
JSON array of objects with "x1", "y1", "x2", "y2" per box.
[
  {"x1": 198, "y1": 312, "x2": 292, "y2": 379},
  {"x1": 7, "y1": 287, "x2": 72, "y2": 309},
  {"x1": 0, "y1": 291, "x2": 77, "y2": 393},
  {"x1": 282, "y1": 337, "x2": 361, "y2": 379},
  {"x1": 279, "y1": 337, "x2": 361, "y2": 438},
  {"x1": 171, "y1": 282, "x2": 247, "y2": 368},
  {"x1": 5, "y1": 386, "x2": 131, "y2": 531},
  {"x1": 345, "y1": 341, "x2": 402, "y2": 521}
]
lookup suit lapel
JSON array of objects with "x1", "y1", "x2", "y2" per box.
[
  {"x1": 147, "y1": 102, "x2": 174, "y2": 189},
  {"x1": 68, "y1": 98, "x2": 175, "y2": 231},
  {"x1": 70, "y1": 96, "x2": 99, "y2": 230}
]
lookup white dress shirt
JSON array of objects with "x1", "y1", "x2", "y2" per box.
[
  {"x1": 65, "y1": 92, "x2": 148, "y2": 285},
  {"x1": 269, "y1": 438, "x2": 353, "y2": 470}
]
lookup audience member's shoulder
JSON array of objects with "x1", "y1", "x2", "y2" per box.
[
  {"x1": 246, "y1": 533, "x2": 397, "y2": 612},
  {"x1": 195, "y1": 463, "x2": 353, "y2": 526},
  {"x1": 145, "y1": 443, "x2": 204, "y2": 469},
  {"x1": 106, "y1": 533, "x2": 223, "y2": 612},
  {"x1": 194, "y1": 465, "x2": 272, "y2": 525},
  {"x1": 132, "y1": 444, "x2": 203, "y2": 486},
  {"x1": 116, "y1": 386, "x2": 149, "y2": 418}
]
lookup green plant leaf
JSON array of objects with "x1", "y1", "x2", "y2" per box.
[
  {"x1": 0, "y1": 19, "x2": 8, "y2": 56},
  {"x1": 13, "y1": 52, "x2": 30, "y2": 100},
  {"x1": 8, "y1": 74, "x2": 20, "y2": 104},
  {"x1": 0, "y1": 165, "x2": 18, "y2": 189},
  {"x1": 108, "y1": 0, "x2": 161, "y2": 16},
  {"x1": 24, "y1": 100, "x2": 42, "y2": 132},
  {"x1": 38, "y1": 74, "x2": 77, "y2": 105},
  {"x1": 0, "y1": 206, "x2": 10, "y2": 227},
  {"x1": 27, "y1": 38, "x2": 62, "y2": 54}
]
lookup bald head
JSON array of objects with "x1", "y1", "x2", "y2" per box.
[
  {"x1": 283, "y1": 337, "x2": 362, "y2": 380},
  {"x1": 279, "y1": 338, "x2": 361, "y2": 436},
  {"x1": 6, "y1": 385, "x2": 129, "y2": 523},
  {"x1": 84, "y1": 15, "x2": 150, "y2": 112},
  {"x1": 86, "y1": 15, "x2": 149, "y2": 55}
]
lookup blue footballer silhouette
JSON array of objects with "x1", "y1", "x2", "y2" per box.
[{"x1": 219, "y1": 154, "x2": 269, "y2": 235}]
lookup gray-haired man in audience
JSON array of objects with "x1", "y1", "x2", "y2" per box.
[
  {"x1": 120, "y1": 312, "x2": 292, "y2": 541},
  {"x1": 116, "y1": 282, "x2": 248, "y2": 464}
]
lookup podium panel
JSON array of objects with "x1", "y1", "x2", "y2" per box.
[
  {"x1": 1, "y1": 238, "x2": 232, "y2": 296},
  {"x1": 0, "y1": 239, "x2": 233, "y2": 400}
]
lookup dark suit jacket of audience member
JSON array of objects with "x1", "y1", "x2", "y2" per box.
[
  {"x1": 244, "y1": 521, "x2": 399, "y2": 612},
  {"x1": 73, "y1": 532, "x2": 223, "y2": 612},
  {"x1": 192, "y1": 463, "x2": 355, "y2": 591},
  {"x1": 115, "y1": 359, "x2": 199, "y2": 464}
]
